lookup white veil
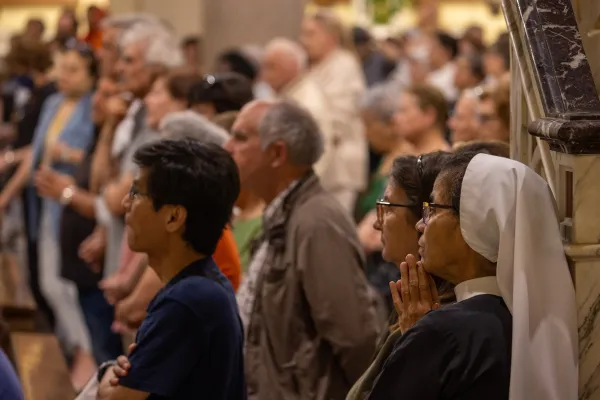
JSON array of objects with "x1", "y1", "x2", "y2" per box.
[{"x1": 459, "y1": 154, "x2": 578, "y2": 400}]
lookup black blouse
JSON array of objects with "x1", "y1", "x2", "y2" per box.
[{"x1": 368, "y1": 295, "x2": 512, "y2": 400}]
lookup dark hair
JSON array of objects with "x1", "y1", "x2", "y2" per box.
[
  {"x1": 133, "y1": 139, "x2": 240, "y2": 255},
  {"x1": 63, "y1": 39, "x2": 99, "y2": 82},
  {"x1": 6, "y1": 39, "x2": 52, "y2": 73},
  {"x1": 389, "y1": 151, "x2": 452, "y2": 220},
  {"x1": 160, "y1": 68, "x2": 202, "y2": 102},
  {"x1": 463, "y1": 53, "x2": 485, "y2": 81},
  {"x1": 352, "y1": 26, "x2": 372, "y2": 45},
  {"x1": 27, "y1": 18, "x2": 45, "y2": 35},
  {"x1": 405, "y1": 84, "x2": 449, "y2": 130},
  {"x1": 488, "y1": 33, "x2": 511, "y2": 70},
  {"x1": 437, "y1": 151, "x2": 481, "y2": 214},
  {"x1": 188, "y1": 72, "x2": 254, "y2": 114},
  {"x1": 217, "y1": 49, "x2": 258, "y2": 81},
  {"x1": 181, "y1": 35, "x2": 201, "y2": 48},
  {"x1": 454, "y1": 140, "x2": 510, "y2": 158},
  {"x1": 435, "y1": 31, "x2": 459, "y2": 60}
]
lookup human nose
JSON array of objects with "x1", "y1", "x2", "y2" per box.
[
  {"x1": 415, "y1": 218, "x2": 425, "y2": 233},
  {"x1": 121, "y1": 192, "x2": 131, "y2": 211}
]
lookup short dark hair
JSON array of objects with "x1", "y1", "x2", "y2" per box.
[
  {"x1": 181, "y1": 35, "x2": 201, "y2": 48},
  {"x1": 463, "y1": 53, "x2": 485, "y2": 81},
  {"x1": 435, "y1": 31, "x2": 459, "y2": 60},
  {"x1": 454, "y1": 140, "x2": 510, "y2": 158},
  {"x1": 133, "y1": 139, "x2": 240, "y2": 255},
  {"x1": 389, "y1": 151, "x2": 452, "y2": 220},
  {"x1": 217, "y1": 49, "x2": 258, "y2": 81},
  {"x1": 161, "y1": 68, "x2": 203, "y2": 102},
  {"x1": 436, "y1": 151, "x2": 481, "y2": 214},
  {"x1": 188, "y1": 72, "x2": 254, "y2": 114}
]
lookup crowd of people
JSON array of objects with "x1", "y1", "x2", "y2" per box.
[{"x1": 0, "y1": 4, "x2": 578, "y2": 400}]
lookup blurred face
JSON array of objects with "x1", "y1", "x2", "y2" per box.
[
  {"x1": 57, "y1": 14, "x2": 76, "y2": 37},
  {"x1": 92, "y1": 78, "x2": 118, "y2": 124},
  {"x1": 116, "y1": 41, "x2": 155, "y2": 97},
  {"x1": 416, "y1": 174, "x2": 468, "y2": 282},
  {"x1": 144, "y1": 77, "x2": 186, "y2": 129},
  {"x1": 454, "y1": 56, "x2": 480, "y2": 91},
  {"x1": 448, "y1": 95, "x2": 480, "y2": 143},
  {"x1": 409, "y1": 58, "x2": 429, "y2": 84},
  {"x1": 484, "y1": 51, "x2": 507, "y2": 79},
  {"x1": 25, "y1": 21, "x2": 43, "y2": 42},
  {"x1": 224, "y1": 104, "x2": 271, "y2": 192},
  {"x1": 393, "y1": 92, "x2": 434, "y2": 142},
  {"x1": 261, "y1": 50, "x2": 297, "y2": 93},
  {"x1": 98, "y1": 27, "x2": 120, "y2": 78},
  {"x1": 184, "y1": 44, "x2": 200, "y2": 69},
  {"x1": 374, "y1": 183, "x2": 419, "y2": 264},
  {"x1": 428, "y1": 36, "x2": 448, "y2": 70},
  {"x1": 57, "y1": 50, "x2": 93, "y2": 96},
  {"x1": 122, "y1": 168, "x2": 176, "y2": 255},
  {"x1": 300, "y1": 18, "x2": 334, "y2": 63},
  {"x1": 478, "y1": 98, "x2": 509, "y2": 142},
  {"x1": 363, "y1": 111, "x2": 397, "y2": 153}
]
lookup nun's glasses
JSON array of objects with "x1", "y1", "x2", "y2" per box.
[{"x1": 422, "y1": 202, "x2": 453, "y2": 225}]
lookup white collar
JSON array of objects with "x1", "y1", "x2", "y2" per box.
[{"x1": 454, "y1": 276, "x2": 501, "y2": 302}]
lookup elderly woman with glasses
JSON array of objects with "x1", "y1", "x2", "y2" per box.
[{"x1": 368, "y1": 152, "x2": 577, "y2": 400}]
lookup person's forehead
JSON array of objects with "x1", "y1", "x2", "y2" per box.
[{"x1": 233, "y1": 103, "x2": 271, "y2": 132}]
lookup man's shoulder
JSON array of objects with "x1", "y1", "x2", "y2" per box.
[{"x1": 291, "y1": 190, "x2": 356, "y2": 233}]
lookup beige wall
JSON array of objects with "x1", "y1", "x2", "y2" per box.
[
  {"x1": 573, "y1": 0, "x2": 600, "y2": 93},
  {"x1": 110, "y1": 0, "x2": 307, "y2": 68}
]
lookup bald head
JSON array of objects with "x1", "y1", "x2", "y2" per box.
[{"x1": 262, "y1": 38, "x2": 308, "y2": 93}]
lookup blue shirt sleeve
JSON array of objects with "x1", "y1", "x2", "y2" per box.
[{"x1": 118, "y1": 299, "x2": 205, "y2": 397}]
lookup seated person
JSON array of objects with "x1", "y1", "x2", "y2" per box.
[{"x1": 97, "y1": 138, "x2": 245, "y2": 399}]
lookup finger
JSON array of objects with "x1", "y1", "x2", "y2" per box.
[
  {"x1": 116, "y1": 355, "x2": 130, "y2": 368},
  {"x1": 389, "y1": 281, "x2": 403, "y2": 316},
  {"x1": 399, "y1": 262, "x2": 410, "y2": 313},
  {"x1": 109, "y1": 376, "x2": 119, "y2": 386},
  {"x1": 428, "y1": 273, "x2": 441, "y2": 309},
  {"x1": 113, "y1": 365, "x2": 128, "y2": 376},
  {"x1": 128, "y1": 343, "x2": 137, "y2": 355},
  {"x1": 406, "y1": 254, "x2": 420, "y2": 303},
  {"x1": 417, "y1": 262, "x2": 432, "y2": 305}
]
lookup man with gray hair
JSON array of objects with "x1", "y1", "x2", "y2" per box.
[
  {"x1": 159, "y1": 110, "x2": 229, "y2": 145},
  {"x1": 226, "y1": 99, "x2": 381, "y2": 399},
  {"x1": 88, "y1": 21, "x2": 184, "y2": 302},
  {"x1": 261, "y1": 38, "x2": 345, "y2": 210}
]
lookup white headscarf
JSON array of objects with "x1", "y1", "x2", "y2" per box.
[{"x1": 459, "y1": 154, "x2": 578, "y2": 400}]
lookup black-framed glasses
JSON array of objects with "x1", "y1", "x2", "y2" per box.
[
  {"x1": 422, "y1": 202, "x2": 453, "y2": 225},
  {"x1": 376, "y1": 199, "x2": 417, "y2": 224}
]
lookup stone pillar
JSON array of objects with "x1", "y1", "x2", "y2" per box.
[{"x1": 503, "y1": 1, "x2": 600, "y2": 399}]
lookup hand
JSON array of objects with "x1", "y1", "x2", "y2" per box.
[
  {"x1": 50, "y1": 141, "x2": 71, "y2": 163},
  {"x1": 106, "y1": 95, "x2": 129, "y2": 122},
  {"x1": 389, "y1": 254, "x2": 440, "y2": 334},
  {"x1": 99, "y1": 273, "x2": 133, "y2": 305},
  {"x1": 78, "y1": 229, "x2": 106, "y2": 271},
  {"x1": 114, "y1": 295, "x2": 147, "y2": 331},
  {"x1": 34, "y1": 166, "x2": 74, "y2": 200},
  {"x1": 109, "y1": 343, "x2": 136, "y2": 387}
]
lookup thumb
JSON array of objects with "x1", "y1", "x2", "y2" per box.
[{"x1": 128, "y1": 343, "x2": 137, "y2": 355}]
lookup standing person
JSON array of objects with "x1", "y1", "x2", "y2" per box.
[
  {"x1": 227, "y1": 100, "x2": 381, "y2": 399},
  {"x1": 97, "y1": 139, "x2": 245, "y2": 399},
  {"x1": 300, "y1": 10, "x2": 368, "y2": 213}
]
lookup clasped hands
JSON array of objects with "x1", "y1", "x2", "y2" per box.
[{"x1": 389, "y1": 254, "x2": 440, "y2": 334}]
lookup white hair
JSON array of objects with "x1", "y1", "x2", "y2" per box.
[
  {"x1": 360, "y1": 83, "x2": 401, "y2": 122},
  {"x1": 120, "y1": 23, "x2": 184, "y2": 69},
  {"x1": 160, "y1": 111, "x2": 229, "y2": 146},
  {"x1": 265, "y1": 38, "x2": 308, "y2": 71},
  {"x1": 258, "y1": 101, "x2": 323, "y2": 167}
]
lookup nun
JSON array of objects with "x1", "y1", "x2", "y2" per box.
[{"x1": 368, "y1": 152, "x2": 578, "y2": 399}]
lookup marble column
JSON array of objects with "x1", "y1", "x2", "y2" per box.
[{"x1": 503, "y1": 0, "x2": 600, "y2": 398}]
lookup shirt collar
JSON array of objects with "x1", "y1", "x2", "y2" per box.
[
  {"x1": 454, "y1": 276, "x2": 501, "y2": 302},
  {"x1": 263, "y1": 180, "x2": 299, "y2": 223}
]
